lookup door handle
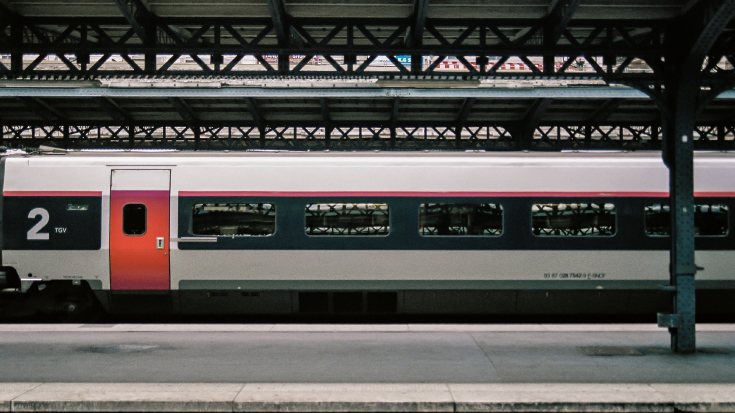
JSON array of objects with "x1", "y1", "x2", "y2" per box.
[{"x1": 156, "y1": 237, "x2": 165, "y2": 249}]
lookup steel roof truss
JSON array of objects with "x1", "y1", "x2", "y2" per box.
[
  {"x1": 266, "y1": 0, "x2": 288, "y2": 46},
  {"x1": 112, "y1": 0, "x2": 153, "y2": 45},
  {"x1": 0, "y1": 17, "x2": 702, "y2": 81},
  {"x1": 407, "y1": 0, "x2": 430, "y2": 48},
  {"x1": 97, "y1": 97, "x2": 133, "y2": 124},
  {"x1": 19, "y1": 97, "x2": 65, "y2": 123},
  {"x1": 167, "y1": 97, "x2": 198, "y2": 129}
]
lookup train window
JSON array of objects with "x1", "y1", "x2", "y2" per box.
[
  {"x1": 645, "y1": 204, "x2": 729, "y2": 236},
  {"x1": 122, "y1": 204, "x2": 146, "y2": 236},
  {"x1": 419, "y1": 203, "x2": 503, "y2": 236},
  {"x1": 532, "y1": 203, "x2": 616, "y2": 237},
  {"x1": 305, "y1": 203, "x2": 390, "y2": 236},
  {"x1": 192, "y1": 203, "x2": 275, "y2": 236}
]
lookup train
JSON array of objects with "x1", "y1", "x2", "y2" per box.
[{"x1": 0, "y1": 149, "x2": 734, "y2": 319}]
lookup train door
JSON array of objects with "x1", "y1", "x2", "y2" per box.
[{"x1": 110, "y1": 170, "x2": 171, "y2": 291}]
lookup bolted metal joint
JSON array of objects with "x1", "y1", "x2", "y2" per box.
[
  {"x1": 657, "y1": 313, "x2": 681, "y2": 328},
  {"x1": 674, "y1": 263, "x2": 699, "y2": 276}
]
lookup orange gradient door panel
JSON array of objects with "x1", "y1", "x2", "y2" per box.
[{"x1": 110, "y1": 170, "x2": 171, "y2": 290}]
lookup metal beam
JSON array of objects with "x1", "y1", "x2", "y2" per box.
[
  {"x1": 522, "y1": 98, "x2": 553, "y2": 122},
  {"x1": 546, "y1": 0, "x2": 581, "y2": 44},
  {"x1": 0, "y1": 86, "x2": 675, "y2": 99},
  {"x1": 518, "y1": 98, "x2": 553, "y2": 149},
  {"x1": 519, "y1": 98, "x2": 552, "y2": 149},
  {"x1": 112, "y1": 0, "x2": 154, "y2": 44},
  {"x1": 244, "y1": 97, "x2": 263, "y2": 126},
  {"x1": 320, "y1": 97, "x2": 332, "y2": 143},
  {"x1": 681, "y1": 0, "x2": 704, "y2": 14},
  {"x1": 408, "y1": 0, "x2": 429, "y2": 47},
  {"x1": 0, "y1": 0, "x2": 15, "y2": 18},
  {"x1": 243, "y1": 97, "x2": 265, "y2": 141},
  {"x1": 455, "y1": 97, "x2": 475, "y2": 133},
  {"x1": 0, "y1": 122, "x2": 686, "y2": 152},
  {"x1": 320, "y1": 97, "x2": 331, "y2": 126},
  {"x1": 391, "y1": 97, "x2": 400, "y2": 128},
  {"x1": 543, "y1": 0, "x2": 581, "y2": 74},
  {"x1": 390, "y1": 97, "x2": 400, "y2": 146},
  {"x1": 454, "y1": 97, "x2": 475, "y2": 145},
  {"x1": 586, "y1": 99, "x2": 621, "y2": 123},
  {"x1": 682, "y1": 0, "x2": 735, "y2": 77},
  {"x1": 97, "y1": 97, "x2": 133, "y2": 124},
  {"x1": 0, "y1": 16, "x2": 723, "y2": 81},
  {"x1": 409, "y1": 0, "x2": 430, "y2": 73},
  {"x1": 19, "y1": 97, "x2": 65, "y2": 123},
  {"x1": 266, "y1": 0, "x2": 288, "y2": 46},
  {"x1": 167, "y1": 97, "x2": 198, "y2": 127}
]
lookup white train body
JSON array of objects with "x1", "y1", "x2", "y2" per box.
[{"x1": 1, "y1": 151, "x2": 733, "y2": 316}]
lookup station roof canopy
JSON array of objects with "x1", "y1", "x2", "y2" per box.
[
  {"x1": 1, "y1": 81, "x2": 734, "y2": 151},
  {"x1": 1, "y1": 82, "x2": 730, "y2": 126},
  {"x1": 1, "y1": 0, "x2": 728, "y2": 81},
  {"x1": 1, "y1": 0, "x2": 734, "y2": 151}
]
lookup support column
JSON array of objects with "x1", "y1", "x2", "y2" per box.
[{"x1": 659, "y1": 79, "x2": 698, "y2": 353}]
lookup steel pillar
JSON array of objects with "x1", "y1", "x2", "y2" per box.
[
  {"x1": 660, "y1": 84, "x2": 697, "y2": 353},
  {"x1": 655, "y1": 0, "x2": 735, "y2": 353},
  {"x1": 656, "y1": 15, "x2": 698, "y2": 354}
]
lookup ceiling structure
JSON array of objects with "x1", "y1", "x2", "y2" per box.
[
  {"x1": 0, "y1": 0, "x2": 733, "y2": 152},
  {"x1": 0, "y1": 0, "x2": 730, "y2": 86},
  {"x1": 1, "y1": 82, "x2": 733, "y2": 151}
]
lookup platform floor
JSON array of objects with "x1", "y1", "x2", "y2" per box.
[{"x1": 1, "y1": 324, "x2": 734, "y2": 412}]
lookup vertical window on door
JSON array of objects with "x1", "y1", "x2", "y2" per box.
[{"x1": 123, "y1": 204, "x2": 147, "y2": 235}]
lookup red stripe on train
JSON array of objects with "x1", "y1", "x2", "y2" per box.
[
  {"x1": 3, "y1": 191, "x2": 102, "y2": 196},
  {"x1": 179, "y1": 191, "x2": 719, "y2": 197}
]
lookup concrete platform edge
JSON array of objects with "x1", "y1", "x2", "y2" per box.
[{"x1": 2, "y1": 383, "x2": 735, "y2": 413}]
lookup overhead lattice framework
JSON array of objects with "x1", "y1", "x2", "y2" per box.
[
  {"x1": 0, "y1": 0, "x2": 733, "y2": 91},
  {"x1": 2, "y1": 88, "x2": 734, "y2": 151}
]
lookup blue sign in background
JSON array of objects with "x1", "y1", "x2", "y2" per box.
[{"x1": 396, "y1": 56, "x2": 411, "y2": 66}]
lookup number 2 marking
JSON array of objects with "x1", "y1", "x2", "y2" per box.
[{"x1": 27, "y1": 207, "x2": 50, "y2": 240}]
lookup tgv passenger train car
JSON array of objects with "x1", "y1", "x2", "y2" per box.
[{"x1": 0, "y1": 151, "x2": 734, "y2": 318}]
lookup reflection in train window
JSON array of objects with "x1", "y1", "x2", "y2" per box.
[
  {"x1": 645, "y1": 204, "x2": 729, "y2": 236},
  {"x1": 122, "y1": 203, "x2": 146, "y2": 236},
  {"x1": 532, "y1": 203, "x2": 616, "y2": 236},
  {"x1": 305, "y1": 203, "x2": 389, "y2": 236},
  {"x1": 419, "y1": 203, "x2": 503, "y2": 236},
  {"x1": 192, "y1": 203, "x2": 275, "y2": 236}
]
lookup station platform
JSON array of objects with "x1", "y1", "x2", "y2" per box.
[{"x1": 1, "y1": 324, "x2": 734, "y2": 412}]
